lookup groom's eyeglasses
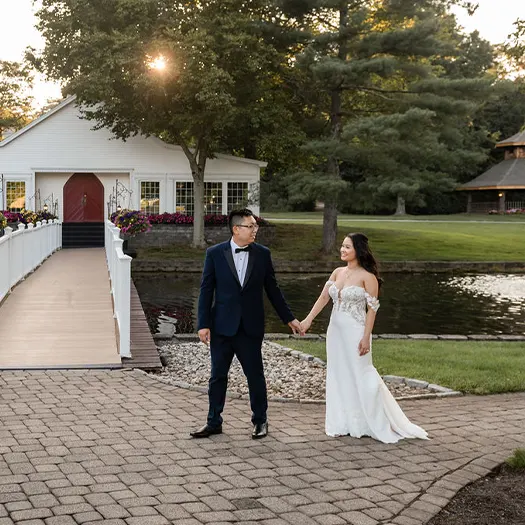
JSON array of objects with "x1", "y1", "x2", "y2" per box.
[{"x1": 237, "y1": 224, "x2": 259, "y2": 231}]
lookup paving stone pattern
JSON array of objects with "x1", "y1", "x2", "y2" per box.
[{"x1": 0, "y1": 369, "x2": 524, "y2": 524}]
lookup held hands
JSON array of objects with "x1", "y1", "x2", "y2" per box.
[
  {"x1": 300, "y1": 317, "x2": 312, "y2": 334},
  {"x1": 358, "y1": 337, "x2": 371, "y2": 356},
  {"x1": 198, "y1": 328, "x2": 211, "y2": 345},
  {"x1": 288, "y1": 319, "x2": 306, "y2": 336}
]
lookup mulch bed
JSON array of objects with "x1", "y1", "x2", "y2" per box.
[{"x1": 427, "y1": 465, "x2": 525, "y2": 525}]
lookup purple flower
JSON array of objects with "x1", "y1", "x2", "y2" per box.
[{"x1": 112, "y1": 209, "x2": 152, "y2": 237}]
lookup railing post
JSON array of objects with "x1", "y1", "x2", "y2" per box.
[
  {"x1": 111, "y1": 230, "x2": 120, "y2": 295},
  {"x1": 116, "y1": 241, "x2": 131, "y2": 358},
  {"x1": 58, "y1": 220, "x2": 62, "y2": 249},
  {"x1": 1, "y1": 227, "x2": 13, "y2": 300},
  {"x1": 26, "y1": 223, "x2": 34, "y2": 273},
  {"x1": 104, "y1": 220, "x2": 132, "y2": 358},
  {"x1": 114, "y1": 237, "x2": 124, "y2": 316},
  {"x1": 43, "y1": 220, "x2": 50, "y2": 257},
  {"x1": 119, "y1": 255, "x2": 132, "y2": 358},
  {"x1": 18, "y1": 223, "x2": 27, "y2": 283},
  {"x1": 36, "y1": 221, "x2": 43, "y2": 266}
]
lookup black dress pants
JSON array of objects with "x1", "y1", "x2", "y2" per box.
[{"x1": 207, "y1": 323, "x2": 267, "y2": 427}]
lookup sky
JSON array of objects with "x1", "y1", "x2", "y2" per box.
[{"x1": 1, "y1": 0, "x2": 525, "y2": 108}]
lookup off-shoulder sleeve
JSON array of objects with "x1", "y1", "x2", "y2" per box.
[
  {"x1": 325, "y1": 280, "x2": 335, "y2": 287},
  {"x1": 364, "y1": 291, "x2": 380, "y2": 312}
]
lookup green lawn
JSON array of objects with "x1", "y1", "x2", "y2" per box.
[
  {"x1": 276, "y1": 339, "x2": 525, "y2": 395},
  {"x1": 270, "y1": 222, "x2": 525, "y2": 261},
  {"x1": 137, "y1": 219, "x2": 525, "y2": 261}
]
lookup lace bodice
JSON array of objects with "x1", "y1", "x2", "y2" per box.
[{"x1": 326, "y1": 281, "x2": 379, "y2": 325}]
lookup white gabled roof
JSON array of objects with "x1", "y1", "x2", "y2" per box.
[
  {"x1": 0, "y1": 95, "x2": 267, "y2": 168},
  {"x1": 0, "y1": 96, "x2": 77, "y2": 148}
]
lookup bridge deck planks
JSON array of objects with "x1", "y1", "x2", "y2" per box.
[{"x1": 123, "y1": 281, "x2": 161, "y2": 370}]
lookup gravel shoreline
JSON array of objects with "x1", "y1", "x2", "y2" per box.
[{"x1": 153, "y1": 341, "x2": 436, "y2": 401}]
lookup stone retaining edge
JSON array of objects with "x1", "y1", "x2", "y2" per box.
[{"x1": 154, "y1": 332, "x2": 525, "y2": 342}]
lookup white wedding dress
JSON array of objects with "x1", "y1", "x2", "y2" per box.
[{"x1": 325, "y1": 281, "x2": 428, "y2": 443}]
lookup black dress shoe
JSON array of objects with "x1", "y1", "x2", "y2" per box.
[
  {"x1": 252, "y1": 422, "x2": 268, "y2": 439},
  {"x1": 190, "y1": 424, "x2": 222, "y2": 438}
]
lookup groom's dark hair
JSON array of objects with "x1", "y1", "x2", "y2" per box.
[{"x1": 228, "y1": 208, "x2": 254, "y2": 234}]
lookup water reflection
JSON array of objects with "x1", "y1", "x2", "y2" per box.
[
  {"x1": 447, "y1": 274, "x2": 525, "y2": 303},
  {"x1": 133, "y1": 272, "x2": 525, "y2": 336}
]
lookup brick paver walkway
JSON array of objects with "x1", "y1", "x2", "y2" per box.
[{"x1": 0, "y1": 369, "x2": 524, "y2": 525}]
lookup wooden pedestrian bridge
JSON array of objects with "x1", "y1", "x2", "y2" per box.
[{"x1": 0, "y1": 221, "x2": 160, "y2": 370}]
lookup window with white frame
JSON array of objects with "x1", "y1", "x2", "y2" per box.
[
  {"x1": 227, "y1": 182, "x2": 249, "y2": 212},
  {"x1": 176, "y1": 182, "x2": 194, "y2": 215},
  {"x1": 6, "y1": 181, "x2": 26, "y2": 212},
  {"x1": 140, "y1": 181, "x2": 160, "y2": 214},
  {"x1": 204, "y1": 182, "x2": 223, "y2": 215}
]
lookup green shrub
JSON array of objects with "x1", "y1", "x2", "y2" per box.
[{"x1": 505, "y1": 448, "x2": 525, "y2": 469}]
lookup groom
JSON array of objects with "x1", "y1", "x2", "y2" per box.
[{"x1": 191, "y1": 208, "x2": 302, "y2": 439}]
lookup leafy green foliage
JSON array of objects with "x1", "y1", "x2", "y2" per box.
[
  {"x1": 506, "y1": 449, "x2": 525, "y2": 470},
  {"x1": 0, "y1": 60, "x2": 34, "y2": 137},
  {"x1": 474, "y1": 78, "x2": 525, "y2": 168},
  {"x1": 503, "y1": 18, "x2": 525, "y2": 72}
]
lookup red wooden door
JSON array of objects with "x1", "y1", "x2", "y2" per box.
[{"x1": 63, "y1": 173, "x2": 104, "y2": 222}]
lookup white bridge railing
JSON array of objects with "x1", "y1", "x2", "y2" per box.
[
  {"x1": 105, "y1": 220, "x2": 132, "y2": 358},
  {"x1": 0, "y1": 220, "x2": 62, "y2": 304}
]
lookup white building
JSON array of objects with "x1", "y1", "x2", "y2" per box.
[{"x1": 0, "y1": 97, "x2": 264, "y2": 222}]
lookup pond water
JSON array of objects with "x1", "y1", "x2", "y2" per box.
[{"x1": 133, "y1": 272, "x2": 525, "y2": 336}]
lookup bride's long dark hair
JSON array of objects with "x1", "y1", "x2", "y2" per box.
[{"x1": 347, "y1": 232, "x2": 383, "y2": 290}]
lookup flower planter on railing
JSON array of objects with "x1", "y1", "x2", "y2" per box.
[{"x1": 0, "y1": 220, "x2": 62, "y2": 303}]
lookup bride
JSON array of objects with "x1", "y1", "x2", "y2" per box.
[{"x1": 301, "y1": 233, "x2": 428, "y2": 444}]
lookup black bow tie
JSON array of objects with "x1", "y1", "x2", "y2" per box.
[{"x1": 235, "y1": 246, "x2": 251, "y2": 253}]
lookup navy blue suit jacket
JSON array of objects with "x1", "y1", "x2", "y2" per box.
[{"x1": 197, "y1": 240, "x2": 294, "y2": 338}]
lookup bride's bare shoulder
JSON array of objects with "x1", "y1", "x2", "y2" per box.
[
  {"x1": 329, "y1": 267, "x2": 345, "y2": 279},
  {"x1": 362, "y1": 270, "x2": 378, "y2": 286}
]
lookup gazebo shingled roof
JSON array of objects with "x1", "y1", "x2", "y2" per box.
[
  {"x1": 496, "y1": 130, "x2": 525, "y2": 148},
  {"x1": 457, "y1": 158, "x2": 525, "y2": 190},
  {"x1": 458, "y1": 129, "x2": 525, "y2": 191},
  {"x1": 458, "y1": 130, "x2": 525, "y2": 212}
]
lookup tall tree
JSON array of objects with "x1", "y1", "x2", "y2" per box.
[
  {"x1": 0, "y1": 61, "x2": 34, "y2": 139},
  {"x1": 280, "y1": 0, "x2": 490, "y2": 253},
  {"x1": 31, "y1": 0, "x2": 293, "y2": 247},
  {"x1": 475, "y1": 79, "x2": 525, "y2": 153},
  {"x1": 503, "y1": 18, "x2": 525, "y2": 72},
  {"x1": 341, "y1": 78, "x2": 490, "y2": 215}
]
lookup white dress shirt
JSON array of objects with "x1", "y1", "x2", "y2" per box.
[{"x1": 230, "y1": 239, "x2": 250, "y2": 286}]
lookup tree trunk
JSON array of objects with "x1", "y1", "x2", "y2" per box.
[
  {"x1": 320, "y1": 5, "x2": 348, "y2": 255},
  {"x1": 466, "y1": 192, "x2": 472, "y2": 213},
  {"x1": 243, "y1": 138, "x2": 257, "y2": 160},
  {"x1": 322, "y1": 198, "x2": 338, "y2": 254},
  {"x1": 193, "y1": 172, "x2": 206, "y2": 248},
  {"x1": 178, "y1": 138, "x2": 207, "y2": 248},
  {"x1": 395, "y1": 195, "x2": 406, "y2": 215}
]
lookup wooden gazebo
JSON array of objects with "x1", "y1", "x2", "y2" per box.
[{"x1": 457, "y1": 131, "x2": 525, "y2": 213}]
